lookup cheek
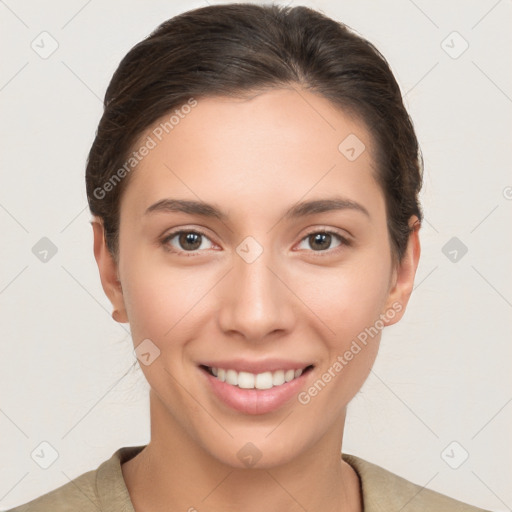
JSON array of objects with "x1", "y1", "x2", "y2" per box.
[
  {"x1": 304, "y1": 254, "x2": 391, "y2": 343},
  {"x1": 122, "y1": 267, "x2": 194, "y2": 343},
  {"x1": 120, "y1": 244, "x2": 221, "y2": 350},
  {"x1": 298, "y1": 251, "x2": 391, "y2": 399},
  {"x1": 122, "y1": 242, "x2": 392, "y2": 340}
]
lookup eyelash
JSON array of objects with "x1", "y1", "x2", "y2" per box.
[{"x1": 160, "y1": 228, "x2": 351, "y2": 257}]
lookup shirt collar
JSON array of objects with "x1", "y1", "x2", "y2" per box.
[{"x1": 96, "y1": 445, "x2": 377, "y2": 511}]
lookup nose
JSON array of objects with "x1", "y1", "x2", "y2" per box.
[{"x1": 217, "y1": 246, "x2": 296, "y2": 343}]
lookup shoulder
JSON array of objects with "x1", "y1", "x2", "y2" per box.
[
  {"x1": 5, "y1": 468, "x2": 99, "y2": 512},
  {"x1": 6, "y1": 445, "x2": 144, "y2": 512},
  {"x1": 343, "y1": 453, "x2": 493, "y2": 512}
]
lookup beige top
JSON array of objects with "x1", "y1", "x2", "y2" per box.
[{"x1": 7, "y1": 445, "x2": 491, "y2": 511}]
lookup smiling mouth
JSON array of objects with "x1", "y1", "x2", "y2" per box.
[{"x1": 199, "y1": 364, "x2": 314, "y2": 390}]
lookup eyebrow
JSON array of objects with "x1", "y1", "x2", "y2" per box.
[{"x1": 144, "y1": 196, "x2": 370, "y2": 221}]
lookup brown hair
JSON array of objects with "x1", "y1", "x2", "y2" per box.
[{"x1": 86, "y1": 3, "x2": 423, "y2": 265}]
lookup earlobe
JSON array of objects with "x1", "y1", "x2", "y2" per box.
[
  {"x1": 91, "y1": 218, "x2": 128, "y2": 324},
  {"x1": 382, "y1": 216, "x2": 421, "y2": 327}
]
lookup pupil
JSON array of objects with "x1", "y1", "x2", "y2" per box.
[
  {"x1": 180, "y1": 232, "x2": 201, "y2": 250},
  {"x1": 311, "y1": 233, "x2": 330, "y2": 251}
]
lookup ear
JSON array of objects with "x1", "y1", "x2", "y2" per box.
[
  {"x1": 381, "y1": 215, "x2": 421, "y2": 326},
  {"x1": 91, "y1": 217, "x2": 128, "y2": 323}
]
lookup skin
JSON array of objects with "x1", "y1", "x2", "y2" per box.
[{"x1": 92, "y1": 86, "x2": 420, "y2": 512}]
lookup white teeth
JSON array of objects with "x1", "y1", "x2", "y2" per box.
[
  {"x1": 226, "y1": 369, "x2": 238, "y2": 386},
  {"x1": 255, "y1": 371, "x2": 273, "y2": 390},
  {"x1": 208, "y1": 366, "x2": 307, "y2": 389},
  {"x1": 284, "y1": 369, "x2": 295, "y2": 382},
  {"x1": 272, "y1": 370, "x2": 285, "y2": 386},
  {"x1": 238, "y1": 371, "x2": 255, "y2": 389}
]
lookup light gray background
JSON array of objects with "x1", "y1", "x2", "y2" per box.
[{"x1": 1, "y1": 0, "x2": 511, "y2": 510}]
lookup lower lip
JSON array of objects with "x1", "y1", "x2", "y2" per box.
[{"x1": 200, "y1": 367, "x2": 312, "y2": 415}]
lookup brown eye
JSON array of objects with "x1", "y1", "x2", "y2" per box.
[
  {"x1": 162, "y1": 230, "x2": 214, "y2": 255},
  {"x1": 309, "y1": 232, "x2": 332, "y2": 251},
  {"x1": 296, "y1": 230, "x2": 349, "y2": 253},
  {"x1": 178, "y1": 232, "x2": 202, "y2": 251}
]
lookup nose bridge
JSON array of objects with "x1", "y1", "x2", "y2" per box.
[{"x1": 217, "y1": 239, "x2": 294, "y2": 340}]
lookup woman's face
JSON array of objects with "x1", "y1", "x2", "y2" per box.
[{"x1": 95, "y1": 87, "x2": 419, "y2": 468}]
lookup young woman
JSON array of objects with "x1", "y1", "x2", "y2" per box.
[{"x1": 9, "y1": 3, "x2": 492, "y2": 511}]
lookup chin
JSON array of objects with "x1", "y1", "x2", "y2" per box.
[{"x1": 196, "y1": 424, "x2": 319, "y2": 471}]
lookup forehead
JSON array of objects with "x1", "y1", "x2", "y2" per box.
[{"x1": 120, "y1": 88, "x2": 384, "y2": 223}]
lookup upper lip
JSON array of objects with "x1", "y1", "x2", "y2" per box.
[{"x1": 199, "y1": 359, "x2": 314, "y2": 374}]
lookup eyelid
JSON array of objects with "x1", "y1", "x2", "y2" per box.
[
  {"x1": 160, "y1": 226, "x2": 352, "y2": 256},
  {"x1": 160, "y1": 227, "x2": 217, "y2": 256},
  {"x1": 295, "y1": 227, "x2": 351, "y2": 255}
]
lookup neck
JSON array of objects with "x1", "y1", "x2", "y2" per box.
[{"x1": 122, "y1": 390, "x2": 362, "y2": 512}]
